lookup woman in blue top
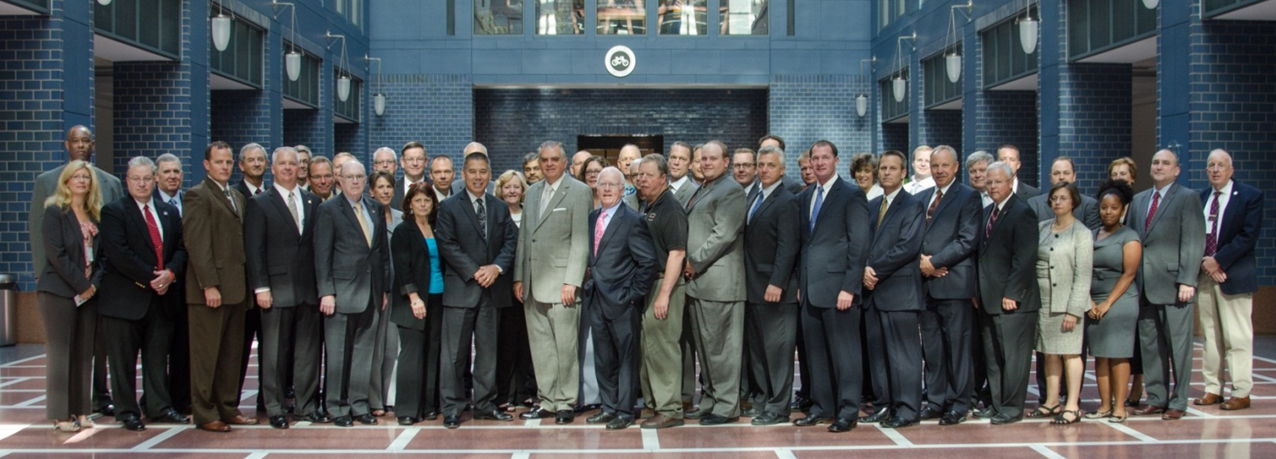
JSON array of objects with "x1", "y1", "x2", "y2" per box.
[{"x1": 390, "y1": 183, "x2": 445, "y2": 425}]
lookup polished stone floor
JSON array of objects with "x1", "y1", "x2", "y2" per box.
[{"x1": 1, "y1": 338, "x2": 1275, "y2": 458}]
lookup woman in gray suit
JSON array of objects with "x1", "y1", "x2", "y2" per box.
[
  {"x1": 38, "y1": 160, "x2": 105, "y2": 432},
  {"x1": 1084, "y1": 180, "x2": 1141, "y2": 423},
  {"x1": 369, "y1": 170, "x2": 403, "y2": 417},
  {"x1": 391, "y1": 184, "x2": 444, "y2": 425},
  {"x1": 1034, "y1": 181, "x2": 1093, "y2": 425}
]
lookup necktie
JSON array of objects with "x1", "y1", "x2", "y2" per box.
[
  {"x1": 254, "y1": 187, "x2": 262, "y2": 196},
  {"x1": 687, "y1": 181, "x2": 706, "y2": 210},
  {"x1": 1144, "y1": 190, "x2": 1160, "y2": 230},
  {"x1": 475, "y1": 197, "x2": 488, "y2": 240},
  {"x1": 594, "y1": 209, "x2": 608, "y2": 257},
  {"x1": 168, "y1": 197, "x2": 181, "y2": 216},
  {"x1": 287, "y1": 191, "x2": 302, "y2": 234},
  {"x1": 876, "y1": 196, "x2": 889, "y2": 230},
  {"x1": 1205, "y1": 191, "x2": 1221, "y2": 256},
  {"x1": 354, "y1": 202, "x2": 373, "y2": 247},
  {"x1": 224, "y1": 187, "x2": 237, "y2": 213},
  {"x1": 143, "y1": 204, "x2": 163, "y2": 270},
  {"x1": 540, "y1": 184, "x2": 554, "y2": 217},
  {"x1": 748, "y1": 192, "x2": 764, "y2": 224},
  {"x1": 810, "y1": 185, "x2": 824, "y2": 233},
  {"x1": 927, "y1": 188, "x2": 943, "y2": 224},
  {"x1": 985, "y1": 204, "x2": 1000, "y2": 240}
]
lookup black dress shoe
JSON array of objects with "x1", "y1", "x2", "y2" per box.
[
  {"x1": 120, "y1": 413, "x2": 146, "y2": 431},
  {"x1": 97, "y1": 404, "x2": 116, "y2": 417},
  {"x1": 790, "y1": 396, "x2": 813, "y2": 411},
  {"x1": 397, "y1": 416, "x2": 418, "y2": 425},
  {"x1": 683, "y1": 408, "x2": 705, "y2": 419},
  {"x1": 555, "y1": 410, "x2": 575, "y2": 424},
  {"x1": 751, "y1": 412, "x2": 787, "y2": 425},
  {"x1": 742, "y1": 406, "x2": 762, "y2": 417},
  {"x1": 520, "y1": 407, "x2": 553, "y2": 420},
  {"x1": 355, "y1": 414, "x2": 378, "y2": 425},
  {"x1": 333, "y1": 415, "x2": 354, "y2": 427},
  {"x1": 303, "y1": 412, "x2": 332, "y2": 423},
  {"x1": 574, "y1": 403, "x2": 601, "y2": 413},
  {"x1": 422, "y1": 410, "x2": 439, "y2": 421},
  {"x1": 882, "y1": 416, "x2": 919, "y2": 428},
  {"x1": 972, "y1": 407, "x2": 997, "y2": 419},
  {"x1": 939, "y1": 411, "x2": 967, "y2": 425},
  {"x1": 269, "y1": 415, "x2": 289, "y2": 429},
  {"x1": 605, "y1": 417, "x2": 633, "y2": 430},
  {"x1": 698, "y1": 414, "x2": 739, "y2": 425},
  {"x1": 827, "y1": 417, "x2": 857, "y2": 432},
  {"x1": 793, "y1": 415, "x2": 832, "y2": 426},
  {"x1": 990, "y1": 413, "x2": 1022, "y2": 425},
  {"x1": 917, "y1": 407, "x2": 942, "y2": 421},
  {"x1": 443, "y1": 415, "x2": 461, "y2": 429},
  {"x1": 860, "y1": 407, "x2": 890, "y2": 423},
  {"x1": 473, "y1": 409, "x2": 513, "y2": 421},
  {"x1": 586, "y1": 412, "x2": 617, "y2": 424},
  {"x1": 150, "y1": 409, "x2": 190, "y2": 424}
]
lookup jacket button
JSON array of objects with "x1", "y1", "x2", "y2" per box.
[
  {"x1": 1052, "y1": 283, "x2": 1057, "y2": 287},
  {"x1": 1050, "y1": 248, "x2": 1054, "y2": 251}
]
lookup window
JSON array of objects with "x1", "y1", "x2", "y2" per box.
[
  {"x1": 210, "y1": 18, "x2": 265, "y2": 88},
  {"x1": 598, "y1": 0, "x2": 646, "y2": 35},
  {"x1": 721, "y1": 0, "x2": 767, "y2": 35},
  {"x1": 283, "y1": 45, "x2": 320, "y2": 109},
  {"x1": 879, "y1": 0, "x2": 907, "y2": 30},
  {"x1": 657, "y1": 0, "x2": 707, "y2": 35},
  {"x1": 923, "y1": 50, "x2": 962, "y2": 109},
  {"x1": 94, "y1": 0, "x2": 182, "y2": 59},
  {"x1": 475, "y1": 0, "x2": 523, "y2": 35},
  {"x1": 980, "y1": 12, "x2": 1038, "y2": 90},
  {"x1": 333, "y1": 71, "x2": 362, "y2": 123},
  {"x1": 536, "y1": 0, "x2": 585, "y2": 35},
  {"x1": 1067, "y1": 0, "x2": 1156, "y2": 61},
  {"x1": 332, "y1": 0, "x2": 363, "y2": 30},
  {"x1": 881, "y1": 71, "x2": 909, "y2": 122}
]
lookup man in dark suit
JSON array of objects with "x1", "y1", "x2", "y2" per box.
[
  {"x1": 244, "y1": 147, "x2": 325, "y2": 429},
  {"x1": 792, "y1": 140, "x2": 871, "y2": 433},
  {"x1": 1027, "y1": 157, "x2": 1100, "y2": 229},
  {"x1": 757, "y1": 135, "x2": 804, "y2": 195},
  {"x1": 434, "y1": 152, "x2": 519, "y2": 428},
  {"x1": 153, "y1": 153, "x2": 190, "y2": 414},
  {"x1": 1196, "y1": 149, "x2": 1263, "y2": 411},
  {"x1": 975, "y1": 161, "x2": 1040, "y2": 425},
  {"x1": 394, "y1": 142, "x2": 429, "y2": 211},
  {"x1": 1128, "y1": 149, "x2": 1205, "y2": 420},
  {"x1": 861, "y1": 150, "x2": 926, "y2": 429},
  {"x1": 582, "y1": 167, "x2": 656, "y2": 430},
  {"x1": 997, "y1": 145, "x2": 1039, "y2": 200},
  {"x1": 183, "y1": 141, "x2": 259, "y2": 432},
  {"x1": 232, "y1": 142, "x2": 268, "y2": 413},
  {"x1": 742, "y1": 145, "x2": 800, "y2": 426},
  {"x1": 314, "y1": 160, "x2": 392, "y2": 427},
  {"x1": 98, "y1": 156, "x2": 189, "y2": 431},
  {"x1": 915, "y1": 146, "x2": 982, "y2": 426}
]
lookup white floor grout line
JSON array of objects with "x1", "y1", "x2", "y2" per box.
[
  {"x1": 387, "y1": 426, "x2": 418, "y2": 451},
  {"x1": 244, "y1": 453, "x2": 269, "y2": 459},
  {"x1": 131, "y1": 426, "x2": 187, "y2": 450},
  {"x1": 12, "y1": 395, "x2": 44, "y2": 407},
  {"x1": 510, "y1": 452, "x2": 531, "y2": 459},
  {"x1": 0, "y1": 354, "x2": 47, "y2": 367},
  {"x1": 1102, "y1": 419, "x2": 1158, "y2": 442},
  {"x1": 1029, "y1": 444, "x2": 1067, "y2": 459},
  {"x1": 0, "y1": 378, "x2": 33, "y2": 389},
  {"x1": 874, "y1": 423, "x2": 914, "y2": 447},
  {"x1": 641, "y1": 428, "x2": 660, "y2": 450},
  {"x1": 1186, "y1": 407, "x2": 1216, "y2": 418},
  {"x1": 774, "y1": 447, "x2": 798, "y2": 459}
]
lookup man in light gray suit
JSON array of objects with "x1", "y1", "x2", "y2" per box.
[
  {"x1": 313, "y1": 160, "x2": 391, "y2": 427},
  {"x1": 1027, "y1": 157, "x2": 1100, "y2": 230},
  {"x1": 1127, "y1": 149, "x2": 1205, "y2": 421},
  {"x1": 682, "y1": 140, "x2": 748, "y2": 426},
  {"x1": 666, "y1": 141, "x2": 698, "y2": 207},
  {"x1": 514, "y1": 140, "x2": 594, "y2": 424}
]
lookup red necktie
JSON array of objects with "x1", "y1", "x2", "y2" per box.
[
  {"x1": 927, "y1": 188, "x2": 943, "y2": 224},
  {"x1": 1205, "y1": 191, "x2": 1221, "y2": 256},
  {"x1": 984, "y1": 204, "x2": 999, "y2": 240},
  {"x1": 143, "y1": 204, "x2": 163, "y2": 270}
]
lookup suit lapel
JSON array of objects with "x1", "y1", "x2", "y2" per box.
[
  {"x1": 754, "y1": 189, "x2": 778, "y2": 222},
  {"x1": 871, "y1": 197, "x2": 897, "y2": 246},
  {"x1": 267, "y1": 188, "x2": 302, "y2": 236},
  {"x1": 597, "y1": 205, "x2": 626, "y2": 255},
  {"x1": 812, "y1": 180, "x2": 842, "y2": 234},
  {"x1": 460, "y1": 194, "x2": 486, "y2": 240},
  {"x1": 931, "y1": 186, "x2": 958, "y2": 220},
  {"x1": 205, "y1": 178, "x2": 238, "y2": 217},
  {"x1": 533, "y1": 180, "x2": 569, "y2": 233},
  {"x1": 1147, "y1": 183, "x2": 1177, "y2": 231}
]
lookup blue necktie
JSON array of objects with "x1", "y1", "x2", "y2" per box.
[
  {"x1": 748, "y1": 192, "x2": 763, "y2": 223},
  {"x1": 810, "y1": 186, "x2": 824, "y2": 232}
]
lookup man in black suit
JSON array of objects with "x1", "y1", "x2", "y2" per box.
[
  {"x1": 434, "y1": 152, "x2": 519, "y2": 428},
  {"x1": 861, "y1": 150, "x2": 926, "y2": 429},
  {"x1": 98, "y1": 156, "x2": 190, "y2": 431},
  {"x1": 976, "y1": 161, "x2": 1040, "y2": 425},
  {"x1": 997, "y1": 145, "x2": 1040, "y2": 200},
  {"x1": 154, "y1": 153, "x2": 190, "y2": 413},
  {"x1": 313, "y1": 160, "x2": 391, "y2": 427},
  {"x1": 757, "y1": 135, "x2": 804, "y2": 194},
  {"x1": 584, "y1": 167, "x2": 656, "y2": 430},
  {"x1": 1027, "y1": 157, "x2": 1100, "y2": 230},
  {"x1": 233, "y1": 142, "x2": 269, "y2": 413},
  {"x1": 792, "y1": 140, "x2": 871, "y2": 433},
  {"x1": 742, "y1": 145, "x2": 800, "y2": 426},
  {"x1": 244, "y1": 147, "x2": 325, "y2": 429},
  {"x1": 915, "y1": 146, "x2": 982, "y2": 426}
]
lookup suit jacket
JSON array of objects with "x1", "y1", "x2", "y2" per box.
[
  {"x1": 1028, "y1": 193, "x2": 1101, "y2": 231},
  {"x1": 976, "y1": 195, "x2": 1040, "y2": 315},
  {"x1": 1127, "y1": 182, "x2": 1205, "y2": 305},
  {"x1": 685, "y1": 176, "x2": 747, "y2": 302},
  {"x1": 30, "y1": 163, "x2": 123, "y2": 278},
  {"x1": 514, "y1": 175, "x2": 593, "y2": 304},
  {"x1": 864, "y1": 190, "x2": 925, "y2": 312},
  {"x1": 244, "y1": 186, "x2": 320, "y2": 308},
  {"x1": 389, "y1": 220, "x2": 439, "y2": 330},
  {"x1": 743, "y1": 184, "x2": 800, "y2": 304},
  {"x1": 1016, "y1": 180, "x2": 1040, "y2": 200},
  {"x1": 35, "y1": 206, "x2": 103, "y2": 298},
  {"x1": 1038, "y1": 219, "x2": 1093, "y2": 316},
  {"x1": 917, "y1": 183, "x2": 982, "y2": 300},
  {"x1": 671, "y1": 179, "x2": 698, "y2": 207},
  {"x1": 798, "y1": 177, "x2": 871, "y2": 308},
  {"x1": 1202, "y1": 182, "x2": 1263, "y2": 295},
  {"x1": 98, "y1": 197, "x2": 186, "y2": 320},
  {"x1": 585, "y1": 204, "x2": 657, "y2": 320},
  {"x1": 183, "y1": 177, "x2": 248, "y2": 307},
  {"x1": 435, "y1": 192, "x2": 518, "y2": 308},
  {"x1": 782, "y1": 175, "x2": 804, "y2": 196},
  {"x1": 234, "y1": 180, "x2": 267, "y2": 200},
  {"x1": 313, "y1": 195, "x2": 391, "y2": 314}
]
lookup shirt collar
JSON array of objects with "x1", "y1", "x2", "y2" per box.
[
  {"x1": 670, "y1": 175, "x2": 689, "y2": 190},
  {"x1": 1153, "y1": 181, "x2": 1174, "y2": 196},
  {"x1": 133, "y1": 196, "x2": 155, "y2": 211},
  {"x1": 274, "y1": 182, "x2": 298, "y2": 196},
  {"x1": 544, "y1": 174, "x2": 565, "y2": 191},
  {"x1": 816, "y1": 174, "x2": 839, "y2": 192},
  {"x1": 759, "y1": 179, "x2": 782, "y2": 200},
  {"x1": 345, "y1": 194, "x2": 364, "y2": 208},
  {"x1": 158, "y1": 188, "x2": 180, "y2": 201},
  {"x1": 934, "y1": 180, "x2": 954, "y2": 196},
  {"x1": 600, "y1": 200, "x2": 622, "y2": 216},
  {"x1": 882, "y1": 186, "x2": 902, "y2": 203},
  {"x1": 467, "y1": 188, "x2": 485, "y2": 204},
  {"x1": 1212, "y1": 180, "x2": 1233, "y2": 195}
]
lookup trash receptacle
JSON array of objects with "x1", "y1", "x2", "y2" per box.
[{"x1": 0, "y1": 274, "x2": 16, "y2": 347}]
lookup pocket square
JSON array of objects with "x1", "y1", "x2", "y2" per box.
[{"x1": 552, "y1": 208, "x2": 567, "y2": 212}]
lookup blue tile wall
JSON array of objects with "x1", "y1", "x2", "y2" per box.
[
  {"x1": 284, "y1": 109, "x2": 329, "y2": 159},
  {"x1": 1054, "y1": 64, "x2": 1132, "y2": 194},
  {"x1": 112, "y1": 62, "x2": 194, "y2": 177},
  {"x1": 918, "y1": 109, "x2": 963, "y2": 155},
  {"x1": 881, "y1": 124, "x2": 909, "y2": 154},
  {"x1": 367, "y1": 74, "x2": 473, "y2": 175},
  {"x1": 972, "y1": 90, "x2": 1039, "y2": 187},
  {"x1": 769, "y1": 74, "x2": 873, "y2": 174},
  {"x1": 211, "y1": 89, "x2": 275, "y2": 185}
]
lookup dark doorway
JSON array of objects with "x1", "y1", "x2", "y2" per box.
[{"x1": 576, "y1": 134, "x2": 663, "y2": 165}]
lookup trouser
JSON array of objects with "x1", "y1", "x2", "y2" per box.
[
  {"x1": 745, "y1": 301, "x2": 798, "y2": 416},
  {"x1": 980, "y1": 309, "x2": 1035, "y2": 418},
  {"x1": 39, "y1": 293, "x2": 97, "y2": 419},
  {"x1": 1197, "y1": 275, "x2": 1254, "y2": 398},
  {"x1": 1138, "y1": 298, "x2": 1195, "y2": 411},
  {"x1": 687, "y1": 298, "x2": 744, "y2": 418},
  {"x1": 641, "y1": 279, "x2": 686, "y2": 418},
  {"x1": 323, "y1": 305, "x2": 378, "y2": 418},
  {"x1": 525, "y1": 299, "x2": 581, "y2": 412},
  {"x1": 188, "y1": 301, "x2": 248, "y2": 425},
  {"x1": 103, "y1": 301, "x2": 175, "y2": 419},
  {"x1": 920, "y1": 299, "x2": 974, "y2": 415}
]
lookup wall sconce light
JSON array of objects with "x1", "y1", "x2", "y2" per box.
[
  {"x1": 365, "y1": 55, "x2": 385, "y2": 116},
  {"x1": 212, "y1": 2, "x2": 232, "y2": 52},
  {"x1": 855, "y1": 94, "x2": 868, "y2": 118},
  {"x1": 1142, "y1": 0, "x2": 1159, "y2": 9},
  {"x1": 328, "y1": 32, "x2": 351, "y2": 102},
  {"x1": 945, "y1": 1, "x2": 973, "y2": 83},
  {"x1": 857, "y1": 57, "x2": 875, "y2": 118},
  {"x1": 894, "y1": 32, "x2": 916, "y2": 103},
  {"x1": 273, "y1": 1, "x2": 302, "y2": 82},
  {"x1": 1018, "y1": 5, "x2": 1038, "y2": 55}
]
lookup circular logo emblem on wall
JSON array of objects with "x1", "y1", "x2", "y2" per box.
[{"x1": 605, "y1": 45, "x2": 636, "y2": 78}]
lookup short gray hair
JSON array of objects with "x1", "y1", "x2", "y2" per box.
[
  {"x1": 156, "y1": 153, "x2": 182, "y2": 167},
  {"x1": 966, "y1": 150, "x2": 994, "y2": 169},
  {"x1": 373, "y1": 147, "x2": 397, "y2": 161},
  {"x1": 932, "y1": 145, "x2": 958, "y2": 162},
  {"x1": 986, "y1": 161, "x2": 1014, "y2": 179},
  {"x1": 127, "y1": 156, "x2": 157, "y2": 174},
  {"x1": 598, "y1": 166, "x2": 625, "y2": 184},
  {"x1": 757, "y1": 145, "x2": 786, "y2": 164},
  {"x1": 272, "y1": 146, "x2": 298, "y2": 163},
  {"x1": 538, "y1": 140, "x2": 565, "y2": 158},
  {"x1": 240, "y1": 142, "x2": 266, "y2": 159}
]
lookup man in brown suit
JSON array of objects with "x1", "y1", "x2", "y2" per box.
[{"x1": 183, "y1": 141, "x2": 259, "y2": 432}]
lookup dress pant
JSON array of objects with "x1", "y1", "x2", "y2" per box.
[
  {"x1": 39, "y1": 293, "x2": 98, "y2": 420},
  {"x1": 979, "y1": 309, "x2": 1036, "y2": 418},
  {"x1": 441, "y1": 297, "x2": 501, "y2": 416},
  {"x1": 525, "y1": 300, "x2": 581, "y2": 412},
  {"x1": 323, "y1": 305, "x2": 378, "y2": 418},
  {"x1": 920, "y1": 299, "x2": 974, "y2": 415},
  {"x1": 188, "y1": 300, "x2": 248, "y2": 425},
  {"x1": 876, "y1": 309, "x2": 922, "y2": 421},
  {"x1": 641, "y1": 279, "x2": 686, "y2": 418},
  {"x1": 495, "y1": 299, "x2": 535, "y2": 406},
  {"x1": 1197, "y1": 275, "x2": 1254, "y2": 398},
  {"x1": 970, "y1": 310, "x2": 993, "y2": 409},
  {"x1": 259, "y1": 304, "x2": 323, "y2": 417},
  {"x1": 589, "y1": 300, "x2": 641, "y2": 418},
  {"x1": 103, "y1": 300, "x2": 175, "y2": 419},
  {"x1": 238, "y1": 306, "x2": 263, "y2": 409},
  {"x1": 93, "y1": 318, "x2": 111, "y2": 411},
  {"x1": 1138, "y1": 298, "x2": 1195, "y2": 411},
  {"x1": 394, "y1": 293, "x2": 443, "y2": 418},
  {"x1": 370, "y1": 301, "x2": 399, "y2": 411},
  {"x1": 801, "y1": 304, "x2": 862, "y2": 420},
  {"x1": 679, "y1": 300, "x2": 699, "y2": 405},
  {"x1": 794, "y1": 322, "x2": 811, "y2": 401},
  {"x1": 863, "y1": 306, "x2": 889, "y2": 408},
  {"x1": 168, "y1": 299, "x2": 192, "y2": 413},
  {"x1": 745, "y1": 301, "x2": 798, "y2": 416},
  {"x1": 687, "y1": 298, "x2": 744, "y2": 418},
  {"x1": 577, "y1": 307, "x2": 601, "y2": 407}
]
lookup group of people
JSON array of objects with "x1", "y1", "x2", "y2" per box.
[{"x1": 32, "y1": 126, "x2": 1262, "y2": 435}]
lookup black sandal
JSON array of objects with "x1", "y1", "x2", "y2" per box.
[
  {"x1": 1052, "y1": 410, "x2": 1081, "y2": 425},
  {"x1": 1028, "y1": 404, "x2": 1061, "y2": 418},
  {"x1": 1084, "y1": 410, "x2": 1111, "y2": 419}
]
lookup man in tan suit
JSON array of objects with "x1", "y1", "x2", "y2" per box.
[
  {"x1": 183, "y1": 141, "x2": 259, "y2": 432},
  {"x1": 514, "y1": 140, "x2": 593, "y2": 424}
]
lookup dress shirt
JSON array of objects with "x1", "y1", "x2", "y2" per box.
[
  {"x1": 1147, "y1": 182, "x2": 1174, "y2": 217},
  {"x1": 903, "y1": 176, "x2": 935, "y2": 195},
  {"x1": 157, "y1": 188, "x2": 183, "y2": 215},
  {"x1": 1203, "y1": 180, "x2": 1232, "y2": 236},
  {"x1": 346, "y1": 194, "x2": 374, "y2": 236},
  {"x1": 809, "y1": 175, "x2": 840, "y2": 216},
  {"x1": 597, "y1": 200, "x2": 622, "y2": 237},
  {"x1": 243, "y1": 181, "x2": 265, "y2": 196},
  {"x1": 927, "y1": 181, "x2": 954, "y2": 211},
  {"x1": 404, "y1": 176, "x2": 426, "y2": 195},
  {"x1": 981, "y1": 191, "x2": 993, "y2": 208},
  {"x1": 274, "y1": 182, "x2": 306, "y2": 230},
  {"x1": 669, "y1": 175, "x2": 690, "y2": 192},
  {"x1": 540, "y1": 174, "x2": 565, "y2": 214}
]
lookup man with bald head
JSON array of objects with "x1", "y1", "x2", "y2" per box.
[
  {"x1": 571, "y1": 150, "x2": 593, "y2": 178},
  {"x1": 1127, "y1": 149, "x2": 1205, "y2": 421}
]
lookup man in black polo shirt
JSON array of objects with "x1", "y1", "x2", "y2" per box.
[{"x1": 634, "y1": 155, "x2": 690, "y2": 430}]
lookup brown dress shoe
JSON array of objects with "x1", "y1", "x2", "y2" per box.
[
  {"x1": 1220, "y1": 396, "x2": 1251, "y2": 411},
  {"x1": 198, "y1": 420, "x2": 231, "y2": 432},
  {"x1": 640, "y1": 414, "x2": 685, "y2": 429},
  {"x1": 1161, "y1": 409, "x2": 1186, "y2": 420},
  {"x1": 1194, "y1": 393, "x2": 1223, "y2": 406},
  {"x1": 1130, "y1": 405, "x2": 1166, "y2": 416},
  {"x1": 226, "y1": 415, "x2": 259, "y2": 425}
]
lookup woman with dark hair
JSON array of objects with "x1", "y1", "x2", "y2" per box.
[
  {"x1": 368, "y1": 170, "x2": 402, "y2": 417},
  {"x1": 1033, "y1": 181, "x2": 1093, "y2": 425},
  {"x1": 38, "y1": 160, "x2": 104, "y2": 432},
  {"x1": 1108, "y1": 157, "x2": 1145, "y2": 407},
  {"x1": 576, "y1": 155, "x2": 608, "y2": 208},
  {"x1": 1084, "y1": 180, "x2": 1141, "y2": 423},
  {"x1": 391, "y1": 183, "x2": 445, "y2": 425},
  {"x1": 850, "y1": 153, "x2": 883, "y2": 200}
]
